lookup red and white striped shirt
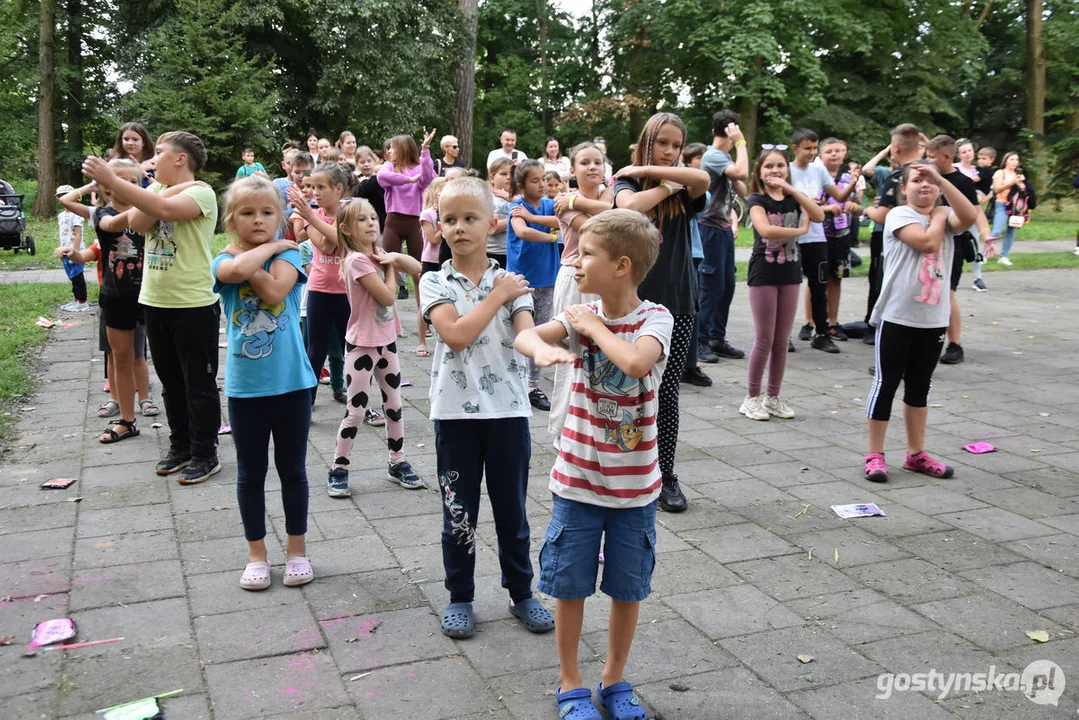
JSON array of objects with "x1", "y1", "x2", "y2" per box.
[{"x1": 550, "y1": 300, "x2": 672, "y2": 508}]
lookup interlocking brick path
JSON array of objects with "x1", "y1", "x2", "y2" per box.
[{"x1": 1, "y1": 269, "x2": 1077, "y2": 719}]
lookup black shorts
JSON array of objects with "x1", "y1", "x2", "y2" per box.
[
  {"x1": 827, "y1": 233, "x2": 852, "y2": 277},
  {"x1": 421, "y1": 261, "x2": 441, "y2": 275},
  {"x1": 950, "y1": 241, "x2": 964, "y2": 291},
  {"x1": 99, "y1": 293, "x2": 145, "y2": 331},
  {"x1": 98, "y1": 305, "x2": 147, "y2": 357}
]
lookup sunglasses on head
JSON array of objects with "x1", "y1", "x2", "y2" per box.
[{"x1": 761, "y1": 144, "x2": 789, "y2": 151}]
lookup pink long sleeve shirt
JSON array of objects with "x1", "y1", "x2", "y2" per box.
[{"x1": 377, "y1": 149, "x2": 436, "y2": 217}]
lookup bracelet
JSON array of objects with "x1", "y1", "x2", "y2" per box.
[
  {"x1": 734, "y1": 140, "x2": 747, "y2": 148},
  {"x1": 76, "y1": 190, "x2": 82, "y2": 201},
  {"x1": 568, "y1": 194, "x2": 576, "y2": 210},
  {"x1": 659, "y1": 180, "x2": 676, "y2": 196},
  {"x1": 550, "y1": 232, "x2": 559, "y2": 243}
]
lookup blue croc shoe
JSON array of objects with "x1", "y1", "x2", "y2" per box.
[
  {"x1": 440, "y1": 602, "x2": 474, "y2": 639},
  {"x1": 598, "y1": 681, "x2": 647, "y2": 720},
  {"x1": 556, "y1": 687, "x2": 600, "y2": 719},
  {"x1": 509, "y1": 597, "x2": 555, "y2": 633}
]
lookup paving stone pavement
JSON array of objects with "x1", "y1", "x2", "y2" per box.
[{"x1": 1, "y1": 268, "x2": 1078, "y2": 719}]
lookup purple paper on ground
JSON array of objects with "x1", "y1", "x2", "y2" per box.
[
  {"x1": 29, "y1": 618, "x2": 76, "y2": 649},
  {"x1": 963, "y1": 442, "x2": 996, "y2": 454}
]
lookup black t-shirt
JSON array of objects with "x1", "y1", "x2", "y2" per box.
[
  {"x1": 613, "y1": 176, "x2": 706, "y2": 316},
  {"x1": 354, "y1": 175, "x2": 387, "y2": 229},
  {"x1": 746, "y1": 193, "x2": 803, "y2": 287},
  {"x1": 877, "y1": 163, "x2": 911, "y2": 210},
  {"x1": 436, "y1": 158, "x2": 466, "y2": 177},
  {"x1": 92, "y1": 206, "x2": 145, "y2": 299},
  {"x1": 941, "y1": 169, "x2": 978, "y2": 254},
  {"x1": 976, "y1": 166, "x2": 994, "y2": 196}
]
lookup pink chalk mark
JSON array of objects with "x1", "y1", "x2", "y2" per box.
[{"x1": 408, "y1": 672, "x2": 414, "y2": 678}]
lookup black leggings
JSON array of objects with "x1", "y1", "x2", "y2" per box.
[
  {"x1": 383, "y1": 212, "x2": 424, "y2": 264},
  {"x1": 800, "y1": 242, "x2": 828, "y2": 334},
  {"x1": 865, "y1": 229, "x2": 884, "y2": 325},
  {"x1": 305, "y1": 291, "x2": 349, "y2": 403},
  {"x1": 866, "y1": 321, "x2": 946, "y2": 421},
  {"x1": 657, "y1": 315, "x2": 694, "y2": 477},
  {"x1": 70, "y1": 272, "x2": 87, "y2": 303}
]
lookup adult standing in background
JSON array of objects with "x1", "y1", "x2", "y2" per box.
[
  {"x1": 540, "y1": 137, "x2": 570, "y2": 180},
  {"x1": 437, "y1": 135, "x2": 466, "y2": 176},
  {"x1": 486, "y1": 128, "x2": 527, "y2": 170}
]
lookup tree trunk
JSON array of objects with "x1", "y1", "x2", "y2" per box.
[
  {"x1": 1025, "y1": 0, "x2": 1046, "y2": 195},
  {"x1": 66, "y1": 0, "x2": 84, "y2": 185},
  {"x1": 452, "y1": 0, "x2": 480, "y2": 170},
  {"x1": 537, "y1": 0, "x2": 549, "y2": 133},
  {"x1": 737, "y1": 56, "x2": 763, "y2": 153},
  {"x1": 34, "y1": 0, "x2": 58, "y2": 218}
]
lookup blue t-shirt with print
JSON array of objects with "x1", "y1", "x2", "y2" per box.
[
  {"x1": 212, "y1": 248, "x2": 317, "y2": 398},
  {"x1": 507, "y1": 197, "x2": 559, "y2": 288}
]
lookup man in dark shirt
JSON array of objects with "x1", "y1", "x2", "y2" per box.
[{"x1": 926, "y1": 135, "x2": 994, "y2": 365}]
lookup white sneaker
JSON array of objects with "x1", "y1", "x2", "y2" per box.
[
  {"x1": 998, "y1": 256, "x2": 1013, "y2": 266},
  {"x1": 764, "y1": 395, "x2": 795, "y2": 419},
  {"x1": 71, "y1": 301, "x2": 90, "y2": 312},
  {"x1": 1073, "y1": 247, "x2": 1079, "y2": 257},
  {"x1": 59, "y1": 301, "x2": 77, "y2": 311},
  {"x1": 739, "y1": 395, "x2": 770, "y2": 421}
]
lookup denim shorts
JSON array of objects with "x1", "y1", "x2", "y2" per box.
[{"x1": 537, "y1": 495, "x2": 657, "y2": 603}]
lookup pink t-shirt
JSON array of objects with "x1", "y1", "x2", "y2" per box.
[
  {"x1": 419, "y1": 208, "x2": 441, "y2": 264},
  {"x1": 559, "y1": 209, "x2": 585, "y2": 265},
  {"x1": 344, "y1": 252, "x2": 402, "y2": 347},
  {"x1": 304, "y1": 207, "x2": 345, "y2": 294}
]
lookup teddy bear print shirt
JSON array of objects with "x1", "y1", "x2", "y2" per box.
[
  {"x1": 872, "y1": 205, "x2": 956, "y2": 329},
  {"x1": 746, "y1": 193, "x2": 803, "y2": 287}
]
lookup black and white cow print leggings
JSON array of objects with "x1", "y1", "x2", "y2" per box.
[{"x1": 334, "y1": 342, "x2": 404, "y2": 469}]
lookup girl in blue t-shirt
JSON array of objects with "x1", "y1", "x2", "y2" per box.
[
  {"x1": 507, "y1": 159, "x2": 560, "y2": 410},
  {"x1": 212, "y1": 176, "x2": 318, "y2": 592}
]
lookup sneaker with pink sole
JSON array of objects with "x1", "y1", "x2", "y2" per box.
[
  {"x1": 864, "y1": 453, "x2": 889, "y2": 483},
  {"x1": 903, "y1": 450, "x2": 954, "y2": 478}
]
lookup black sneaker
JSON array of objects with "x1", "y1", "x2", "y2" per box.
[
  {"x1": 658, "y1": 474, "x2": 687, "y2": 513},
  {"x1": 327, "y1": 467, "x2": 350, "y2": 498},
  {"x1": 397, "y1": 286, "x2": 409, "y2": 300},
  {"x1": 710, "y1": 340, "x2": 745, "y2": 359},
  {"x1": 177, "y1": 456, "x2": 221, "y2": 485},
  {"x1": 868, "y1": 366, "x2": 876, "y2": 376},
  {"x1": 788, "y1": 339, "x2": 796, "y2": 353},
  {"x1": 681, "y1": 367, "x2": 713, "y2": 387},
  {"x1": 798, "y1": 323, "x2": 813, "y2": 341},
  {"x1": 155, "y1": 450, "x2": 191, "y2": 476},
  {"x1": 972, "y1": 278, "x2": 988, "y2": 292},
  {"x1": 811, "y1": 333, "x2": 840, "y2": 354},
  {"x1": 940, "y1": 342, "x2": 965, "y2": 364},
  {"x1": 830, "y1": 324, "x2": 848, "y2": 341},
  {"x1": 849, "y1": 250, "x2": 863, "y2": 268},
  {"x1": 862, "y1": 328, "x2": 876, "y2": 346},
  {"x1": 333, "y1": 387, "x2": 347, "y2": 403},
  {"x1": 698, "y1": 345, "x2": 719, "y2": 364},
  {"x1": 529, "y1": 387, "x2": 551, "y2": 411}
]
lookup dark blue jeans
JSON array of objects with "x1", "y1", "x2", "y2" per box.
[
  {"x1": 698, "y1": 224, "x2": 736, "y2": 346},
  {"x1": 434, "y1": 417, "x2": 534, "y2": 604},
  {"x1": 305, "y1": 291, "x2": 350, "y2": 403},
  {"x1": 229, "y1": 389, "x2": 311, "y2": 542}
]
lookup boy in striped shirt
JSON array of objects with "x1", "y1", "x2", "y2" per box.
[{"x1": 515, "y1": 209, "x2": 672, "y2": 719}]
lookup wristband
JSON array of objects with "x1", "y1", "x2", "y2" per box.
[
  {"x1": 660, "y1": 180, "x2": 677, "y2": 196},
  {"x1": 550, "y1": 232, "x2": 559, "y2": 243},
  {"x1": 568, "y1": 194, "x2": 576, "y2": 210},
  {"x1": 734, "y1": 140, "x2": 747, "y2": 148}
]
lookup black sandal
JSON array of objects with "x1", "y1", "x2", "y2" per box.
[{"x1": 100, "y1": 418, "x2": 140, "y2": 444}]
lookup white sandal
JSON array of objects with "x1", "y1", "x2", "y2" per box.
[
  {"x1": 240, "y1": 560, "x2": 271, "y2": 591},
  {"x1": 282, "y1": 556, "x2": 314, "y2": 587}
]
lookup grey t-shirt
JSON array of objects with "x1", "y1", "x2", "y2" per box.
[
  {"x1": 699, "y1": 147, "x2": 734, "y2": 229},
  {"x1": 486, "y1": 196, "x2": 509, "y2": 255},
  {"x1": 871, "y1": 205, "x2": 954, "y2": 329},
  {"x1": 790, "y1": 162, "x2": 834, "y2": 244}
]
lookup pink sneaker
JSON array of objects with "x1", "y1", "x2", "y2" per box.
[
  {"x1": 903, "y1": 451, "x2": 954, "y2": 479},
  {"x1": 864, "y1": 453, "x2": 889, "y2": 483}
]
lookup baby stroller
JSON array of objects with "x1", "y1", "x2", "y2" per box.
[{"x1": 0, "y1": 179, "x2": 36, "y2": 255}]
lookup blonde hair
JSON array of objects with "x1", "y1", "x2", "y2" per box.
[
  {"x1": 222, "y1": 176, "x2": 284, "y2": 240},
  {"x1": 580, "y1": 209, "x2": 660, "y2": 284},
  {"x1": 439, "y1": 177, "x2": 494, "y2": 218},
  {"x1": 98, "y1": 158, "x2": 145, "y2": 206},
  {"x1": 335, "y1": 197, "x2": 378, "y2": 258},
  {"x1": 423, "y1": 177, "x2": 447, "y2": 210}
]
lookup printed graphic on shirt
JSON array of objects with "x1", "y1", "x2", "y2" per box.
[
  {"x1": 604, "y1": 408, "x2": 644, "y2": 452},
  {"x1": 765, "y1": 211, "x2": 802, "y2": 265},
  {"x1": 109, "y1": 232, "x2": 142, "y2": 281},
  {"x1": 147, "y1": 220, "x2": 177, "y2": 271},
  {"x1": 915, "y1": 248, "x2": 946, "y2": 306},
  {"x1": 233, "y1": 285, "x2": 291, "y2": 359}
]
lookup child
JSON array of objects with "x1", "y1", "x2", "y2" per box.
[
  {"x1": 287, "y1": 162, "x2": 352, "y2": 404},
  {"x1": 817, "y1": 137, "x2": 861, "y2": 341},
  {"x1": 486, "y1": 157, "x2": 514, "y2": 269},
  {"x1": 612, "y1": 112, "x2": 709, "y2": 514},
  {"x1": 514, "y1": 209, "x2": 672, "y2": 720},
  {"x1": 864, "y1": 162, "x2": 977, "y2": 483},
  {"x1": 337, "y1": 131, "x2": 358, "y2": 169},
  {"x1": 419, "y1": 176, "x2": 553, "y2": 641},
  {"x1": 680, "y1": 141, "x2": 716, "y2": 381},
  {"x1": 544, "y1": 171, "x2": 564, "y2": 200},
  {"x1": 83, "y1": 131, "x2": 222, "y2": 485},
  {"x1": 416, "y1": 178, "x2": 447, "y2": 356},
  {"x1": 236, "y1": 148, "x2": 268, "y2": 179},
  {"x1": 741, "y1": 149, "x2": 824, "y2": 421},
  {"x1": 212, "y1": 175, "x2": 317, "y2": 590},
  {"x1": 112, "y1": 122, "x2": 156, "y2": 177},
  {"x1": 508, "y1": 159, "x2": 561, "y2": 411},
  {"x1": 327, "y1": 197, "x2": 424, "y2": 498},
  {"x1": 55, "y1": 185, "x2": 88, "y2": 312},
  {"x1": 317, "y1": 138, "x2": 333, "y2": 163},
  {"x1": 548, "y1": 142, "x2": 612, "y2": 441}
]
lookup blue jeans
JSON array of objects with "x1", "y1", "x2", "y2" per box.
[
  {"x1": 698, "y1": 224, "x2": 735, "y2": 346},
  {"x1": 992, "y1": 203, "x2": 1019, "y2": 258},
  {"x1": 230, "y1": 389, "x2": 311, "y2": 541},
  {"x1": 434, "y1": 417, "x2": 534, "y2": 604}
]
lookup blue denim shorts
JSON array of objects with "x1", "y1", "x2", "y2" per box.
[{"x1": 537, "y1": 495, "x2": 657, "y2": 603}]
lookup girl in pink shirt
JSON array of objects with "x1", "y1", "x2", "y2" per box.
[
  {"x1": 327, "y1": 198, "x2": 425, "y2": 497},
  {"x1": 417, "y1": 178, "x2": 447, "y2": 357}
]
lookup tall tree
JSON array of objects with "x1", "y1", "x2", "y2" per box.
[
  {"x1": 453, "y1": 0, "x2": 480, "y2": 168},
  {"x1": 34, "y1": 0, "x2": 57, "y2": 218},
  {"x1": 64, "y1": 0, "x2": 84, "y2": 185}
]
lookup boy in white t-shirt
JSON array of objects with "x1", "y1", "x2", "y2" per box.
[
  {"x1": 55, "y1": 185, "x2": 89, "y2": 311},
  {"x1": 515, "y1": 209, "x2": 673, "y2": 720}
]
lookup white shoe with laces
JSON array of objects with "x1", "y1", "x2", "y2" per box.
[
  {"x1": 764, "y1": 395, "x2": 795, "y2": 419},
  {"x1": 739, "y1": 395, "x2": 770, "y2": 421},
  {"x1": 998, "y1": 256, "x2": 1013, "y2": 266}
]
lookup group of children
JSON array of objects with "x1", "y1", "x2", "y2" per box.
[{"x1": 57, "y1": 114, "x2": 1039, "y2": 720}]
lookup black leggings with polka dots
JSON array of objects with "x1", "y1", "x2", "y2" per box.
[{"x1": 658, "y1": 314, "x2": 694, "y2": 477}]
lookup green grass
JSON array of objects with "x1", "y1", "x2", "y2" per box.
[{"x1": 0, "y1": 282, "x2": 99, "y2": 440}]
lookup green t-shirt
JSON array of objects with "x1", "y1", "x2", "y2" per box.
[
  {"x1": 236, "y1": 163, "x2": 266, "y2": 178},
  {"x1": 139, "y1": 182, "x2": 219, "y2": 308}
]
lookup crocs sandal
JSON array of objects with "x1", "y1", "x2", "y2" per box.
[
  {"x1": 440, "y1": 602, "x2": 474, "y2": 639},
  {"x1": 240, "y1": 560, "x2": 271, "y2": 591},
  {"x1": 139, "y1": 398, "x2": 160, "y2": 417},
  {"x1": 282, "y1": 556, "x2": 314, "y2": 587},
  {"x1": 598, "y1": 681, "x2": 647, "y2": 720},
  {"x1": 97, "y1": 400, "x2": 120, "y2": 418},
  {"x1": 556, "y1": 687, "x2": 601, "y2": 719},
  {"x1": 509, "y1": 597, "x2": 554, "y2": 633},
  {"x1": 99, "y1": 418, "x2": 139, "y2": 444},
  {"x1": 415, "y1": 345, "x2": 430, "y2": 357}
]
